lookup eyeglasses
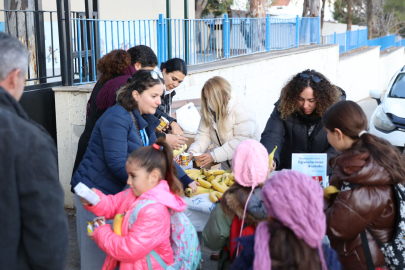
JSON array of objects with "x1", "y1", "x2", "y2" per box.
[
  {"x1": 299, "y1": 73, "x2": 323, "y2": 83},
  {"x1": 128, "y1": 70, "x2": 164, "y2": 85}
]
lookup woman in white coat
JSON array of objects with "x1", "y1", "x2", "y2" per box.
[{"x1": 188, "y1": 76, "x2": 260, "y2": 170}]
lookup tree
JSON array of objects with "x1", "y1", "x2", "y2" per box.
[
  {"x1": 249, "y1": 0, "x2": 266, "y2": 17},
  {"x1": 4, "y1": 0, "x2": 37, "y2": 85},
  {"x1": 196, "y1": 0, "x2": 210, "y2": 19},
  {"x1": 366, "y1": 0, "x2": 372, "y2": 39},
  {"x1": 332, "y1": 0, "x2": 362, "y2": 31},
  {"x1": 303, "y1": 0, "x2": 321, "y2": 17},
  {"x1": 202, "y1": 0, "x2": 234, "y2": 17}
]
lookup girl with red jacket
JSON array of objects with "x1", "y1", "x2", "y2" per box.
[
  {"x1": 79, "y1": 139, "x2": 187, "y2": 270},
  {"x1": 323, "y1": 100, "x2": 405, "y2": 270}
]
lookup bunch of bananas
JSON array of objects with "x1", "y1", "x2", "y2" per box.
[{"x1": 184, "y1": 169, "x2": 235, "y2": 203}]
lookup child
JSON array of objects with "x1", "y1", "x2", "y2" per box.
[
  {"x1": 80, "y1": 139, "x2": 186, "y2": 270},
  {"x1": 232, "y1": 170, "x2": 341, "y2": 270},
  {"x1": 202, "y1": 139, "x2": 272, "y2": 270},
  {"x1": 322, "y1": 100, "x2": 405, "y2": 270}
]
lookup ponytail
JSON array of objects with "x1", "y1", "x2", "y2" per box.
[
  {"x1": 127, "y1": 138, "x2": 184, "y2": 196},
  {"x1": 350, "y1": 133, "x2": 405, "y2": 184}
]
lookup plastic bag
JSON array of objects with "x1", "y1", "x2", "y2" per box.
[{"x1": 176, "y1": 102, "x2": 201, "y2": 134}]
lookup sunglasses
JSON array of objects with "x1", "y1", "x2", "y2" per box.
[
  {"x1": 299, "y1": 73, "x2": 323, "y2": 83},
  {"x1": 128, "y1": 70, "x2": 164, "y2": 85}
]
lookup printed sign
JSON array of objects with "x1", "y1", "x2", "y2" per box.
[{"x1": 291, "y1": 153, "x2": 328, "y2": 188}]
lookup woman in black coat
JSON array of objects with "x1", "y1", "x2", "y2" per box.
[{"x1": 260, "y1": 69, "x2": 345, "y2": 172}]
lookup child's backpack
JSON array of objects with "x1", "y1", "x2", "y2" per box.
[
  {"x1": 342, "y1": 182, "x2": 405, "y2": 270},
  {"x1": 128, "y1": 199, "x2": 201, "y2": 270}
]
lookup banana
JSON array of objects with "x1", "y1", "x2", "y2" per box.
[
  {"x1": 228, "y1": 180, "x2": 235, "y2": 186},
  {"x1": 185, "y1": 169, "x2": 199, "y2": 174},
  {"x1": 229, "y1": 172, "x2": 234, "y2": 181},
  {"x1": 173, "y1": 144, "x2": 188, "y2": 157},
  {"x1": 212, "y1": 179, "x2": 228, "y2": 193},
  {"x1": 197, "y1": 177, "x2": 212, "y2": 188},
  {"x1": 113, "y1": 213, "x2": 125, "y2": 236},
  {"x1": 223, "y1": 177, "x2": 230, "y2": 185},
  {"x1": 185, "y1": 187, "x2": 212, "y2": 197},
  {"x1": 220, "y1": 181, "x2": 228, "y2": 189},
  {"x1": 324, "y1": 185, "x2": 340, "y2": 199},
  {"x1": 209, "y1": 191, "x2": 224, "y2": 203},
  {"x1": 208, "y1": 169, "x2": 226, "y2": 175},
  {"x1": 206, "y1": 175, "x2": 216, "y2": 182},
  {"x1": 190, "y1": 174, "x2": 206, "y2": 181},
  {"x1": 268, "y1": 146, "x2": 277, "y2": 167}
]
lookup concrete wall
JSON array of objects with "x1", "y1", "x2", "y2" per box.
[
  {"x1": 322, "y1": 21, "x2": 367, "y2": 36},
  {"x1": 337, "y1": 47, "x2": 380, "y2": 101},
  {"x1": 175, "y1": 45, "x2": 339, "y2": 132},
  {"x1": 53, "y1": 85, "x2": 93, "y2": 208},
  {"x1": 379, "y1": 47, "x2": 405, "y2": 92}
]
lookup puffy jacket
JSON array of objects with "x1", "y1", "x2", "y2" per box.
[
  {"x1": 85, "y1": 180, "x2": 187, "y2": 270},
  {"x1": 202, "y1": 186, "x2": 267, "y2": 270},
  {"x1": 189, "y1": 95, "x2": 260, "y2": 170},
  {"x1": 325, "y1": 151, "x2": 395, "y2": 270},
  {"x1": 71, "y1": 105, "x2": 192, "y2": 195},
  {"x1": 261, "y1": 89, "x2": 346, "y2": 173}
]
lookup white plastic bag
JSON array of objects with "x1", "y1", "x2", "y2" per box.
[
  {"x1": 183, "y1": 193, "x2": 216, "y2": 214},
  {"x1": 183, "y1": 208, "x2": 211, "y2": 232},
  {"x1": 176, "y1": 102, "x2": 201, "y2": 134}
]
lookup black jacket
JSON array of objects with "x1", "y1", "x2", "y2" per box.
[
  {"x1": 261, "y1": 90, "x2": 346, "y2": 173},
  {"x1": 0, "y1": 87, "x2": 69, "y2": 269}
]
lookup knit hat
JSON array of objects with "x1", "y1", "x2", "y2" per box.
[
  {"x1": 253, "y1": 170, "x2": 327, "y2": 270},
  {"x1": 232, "y1": 139, "x2": 269, "y2": 255}
]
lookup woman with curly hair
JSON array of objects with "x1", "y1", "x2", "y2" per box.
[{"x1": 260, "y1": 69, "x2": 345, "y2": 172}]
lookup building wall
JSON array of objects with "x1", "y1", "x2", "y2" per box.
[
  {"x1": 379, "y1": 47, "x2": 405, "y2": 92},
  {"x1": 322, "y1": 21, "x2": 367, "y2": 36},
  {"x1": 337, "y1": 47, "x2": 380, "y2": 101}
]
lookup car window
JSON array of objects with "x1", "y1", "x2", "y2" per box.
[{"x1": 390, "y1": 73, "x2": 405, "y2": 98}]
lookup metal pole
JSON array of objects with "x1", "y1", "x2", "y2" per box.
[
  {"x1": 34, "y1": 0, "x2": 47, "y2": 84},
  {"x1": 166, "y1": 0, "x2": 172, "y2": 59},
  {"x1": 184, "y1": 0, "x2": 189, "y2": 64},
  {"x1": 265, "y1": 15, "x2": 271, "y2": 52},
  {"x1": 56, "y1": 0, "x2": 68, "y2": 85},
  {"x1": 224, "y1": 14, "x2": 229, "y2": 59},
  {"x1": 64, "y1": 0, "x2": 73, "y2": 85},
  {"x1": 296, "y1": 15, "x2": 299, "y2": 48}
]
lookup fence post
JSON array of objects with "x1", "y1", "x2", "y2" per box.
[
  {"x1": 223, "y1": 14, "x2": 230, "y2": 59},
  {"x1": 318, "y1": 16, "x2": 321, "y2": 44},
  {"x1": 157, "y1": 14, "x2": 165, "y2": 66},
  {"x1": 265, "y1": 15, "x2": 271, "y2": 52},
  {"x1": 357, "y1": 29, "x2": 360, "y2": 49},
  {"x1": 296, "y1": 15, "x2": 300, "y2": 48},
  {"x1": 346, "y1": 30, "x2": 349, "y2": 52},
  {"x1": 334, "y1": 31, "x2": 336, "y2": 44}
]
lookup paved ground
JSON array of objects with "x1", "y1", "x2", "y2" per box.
[{"x1": 66, "y1": 98, "x2": 378, "y2": 270}]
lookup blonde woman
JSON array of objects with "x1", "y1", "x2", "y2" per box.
[{"x1": 188, "y1": 76, "x2": 260, "y2": 170}]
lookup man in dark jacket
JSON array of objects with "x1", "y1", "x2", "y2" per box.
[{"x1": 0, "y1": 32, "x2": 69, "y2": 269}]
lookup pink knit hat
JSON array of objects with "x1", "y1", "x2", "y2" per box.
[
  {"x1": 232, "y1": 139, "x2": 269, "y2": 255},
  {"x1": 232, "y1": 139, "x2": 269, "y2": 188}
]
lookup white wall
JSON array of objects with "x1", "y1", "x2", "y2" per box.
[
  {"x1": 175, "y1": 45, "x2": 339, "y2": 132},
  {"x1": 337, "y1": 46, "x2": 380, "y2": 101},
  {"x1": 379, "y1": 47, "x2": 405, "y2": 92},
  {"x1": 322, "y1": 21, "x2": 367, "y2": 36}
]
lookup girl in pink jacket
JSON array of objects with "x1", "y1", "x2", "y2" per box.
[{"x1": 80, "y1": 139, "x2": 187, "y2": 270}]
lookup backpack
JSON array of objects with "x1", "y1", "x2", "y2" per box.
[
  {"x1": 128, "y1": 199, "x2": 201, "y2": 270},
  {"x1": 342, "y1": 182, "x2": 405, "y2": 270}
]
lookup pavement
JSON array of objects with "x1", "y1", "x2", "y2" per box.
[{"x1": 66, "y1": 98, "x2": 378, "y2": 270}]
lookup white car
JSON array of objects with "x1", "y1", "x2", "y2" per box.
[{"x1": 369, "y1": 67, "x2": 405, "y2": 152}]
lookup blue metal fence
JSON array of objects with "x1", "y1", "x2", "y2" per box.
[
  {"x1": 321, "y1": 29, "x2": 403, "y2": 55},
  {"x1": 71, "y1": 15, "x2": 320, "y2": 85}
]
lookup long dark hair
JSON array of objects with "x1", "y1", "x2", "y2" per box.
[
  {"x1": 269, "y1": 223, "x2": 321, "y2": 270},
  {"x1": 116, "y1": 69, "x2": 164, "y2": 111},
  {"x1": 278, "y1": 69, "x2": 340, "y2": 119},
  {"x1": 160, "y1": 58, "x2": 187, "y2": 75},
  {"x1": 323, "y1": 100, "x2": 405, "y2": 184},
  {"x1": 97, "y1": 49, "x2": 131, "y2": 82},
  {"x1": 127, "y1": 138, "x2": 184, "y2": 196}
]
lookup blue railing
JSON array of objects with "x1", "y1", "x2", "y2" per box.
[
  {"x1": 321, "y1": 29, "x2": 404, "y2": 55},
  {"x1": 71, "y1": 15, "x2": 320, "y2": 85}
]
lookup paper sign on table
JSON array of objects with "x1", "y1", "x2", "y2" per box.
[{"x1": 291, "y1": 153, "x2": 328, "y2": 188}]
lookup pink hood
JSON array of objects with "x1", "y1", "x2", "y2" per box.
[{"x1": 85, "y1": 180, "x2": 186, "y2": 270}]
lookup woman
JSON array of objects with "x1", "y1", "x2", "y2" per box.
[
  {"x1": 323, "y1": 101, "x2": 405, "y2": 269},
  {"x1": 71, "y1": 70, "x2": 196, "y2": 269},
  {"x1": 72, "y1": 46, "x2": 158, "y2": 175},
  {"x1": 155, "y1": 58, "x2": 189, "y2": 150},
  {"x1": 188, "y1": 76, "x2": 260, "y2": 170},
  {"x1": 260, "y1": 69, "x2": 345, "y2": 172}
]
